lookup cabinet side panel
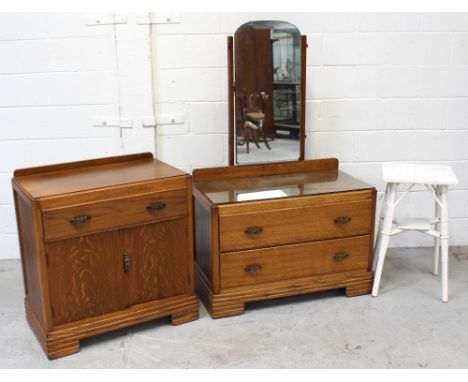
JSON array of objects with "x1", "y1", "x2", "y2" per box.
[
  {"x1": 194, "y1": 195, "x2": 213, "y2": 283},
  {"x1": 14, "y1": 190, "x2": 45, "y2": 322}
]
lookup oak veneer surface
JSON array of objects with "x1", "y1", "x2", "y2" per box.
[
  {"x1": 47, "y1": 230, "x2": 125, "y2": 325},
  {"x1": 192, "y1": 159, "x2": 376, "y2": 318},
  {"x1": 220, "y1": 235, "x2": 370, "y2": 289},
  {"x1": 14, "y1": 154, "x2": 185, "y2": 199},
  {"x1": 42, "y1": 187, "x2": 187, "y2": 242},
  {"x1": 13, "y1": 153, "x2": 198, "y2": 359},
  {"x1": 123, "y1": 217, "x2": 191, "y2": 305},
  {"x1": 219, "y1": 198, "x2": 373, "y2": 252}
]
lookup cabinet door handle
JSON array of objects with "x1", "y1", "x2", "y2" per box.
[
  {"x1": 123, "y1": 252, "x2": 131, "y2": 273},
  {"x1": 334, "y1": 216, "x2": 352, "y2": 225},
  {"x1": 146, "y1": 202, "x2": 166, "y2": 212},
  {"x1": 69, "y1": 215, "x2": 91, "y2": 225},
  {"x1": 244, "y1": 226, "x2": 263, "y2": 235},
  {"x1": 244, "y1": 264, "x2": 262, "y2": 273},
  {"x1": 333, "y1": 252, "x2": 350, "y2": 262}
]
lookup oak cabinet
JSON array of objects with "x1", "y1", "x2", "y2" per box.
[
  {"x1": 192, "y1": 158, "x2": 376, "y2": 318},
  {"x1": 13, "y1": 153, "x2": 198, "y2": 359}
]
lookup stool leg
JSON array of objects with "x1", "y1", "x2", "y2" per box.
[
  {"x1": 433, "y1": 185, "x2": 441, "y2": 276},
  {"x1": 372, "y1": 183, "x2": 398, "y2": 297},
  {"x1": 373, "y1": 184, "x2": 390, "y2": 271},
  {"x1": 440, "y1": 185, "x2": 449, "y2": 302}
]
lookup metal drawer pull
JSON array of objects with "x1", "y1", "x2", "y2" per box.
[
  {"x1": 244, "y1": 264, "x2": 262, "y2": 273},
  {"x1": 68, "y1": 215, "x2": 91, "y2": 225},
  {"x1": 333, "y1": 252, "x2": 350, "y2": 262},
  {"x1": 334, "y1": 216, "x2": 352, "y2": 225},
  {"x1": 146, "y1": 202, "x2": 166, "y2": 212},
  {"x1": 244, "y1": 226, "x2": 263, "y2": 235},
  {"x1": 123, "y1": 252, "x2": 131, "y2": 273}
]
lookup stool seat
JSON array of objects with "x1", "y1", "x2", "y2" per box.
[{"x1": 383, "y1": 163, "x2": 458, "y2": 185}]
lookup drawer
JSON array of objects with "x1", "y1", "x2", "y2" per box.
[
  {"x1": 219, "y1": 199, "x2": 373, "y2": 252},
  {"x1": 42, "y1": 188, "x2": 187, "y2": 241},
  {"x1": 220, "y1": 235, "x2": 370, "y2": 289}
]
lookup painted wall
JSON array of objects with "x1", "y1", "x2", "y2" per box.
[
  {"x1": 1, "y1": 12, "x2": 468, "y2": 259},
  {"x1": 0, "y1": 13, "x2": 155, "y2": 259},
  {"x1": 151, "y1": 12, "x2": 468, "y2": 248}
]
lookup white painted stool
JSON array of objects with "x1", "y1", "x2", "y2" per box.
[{"x1": 372, "y1": 163, "x2": 458, "y2": 302}]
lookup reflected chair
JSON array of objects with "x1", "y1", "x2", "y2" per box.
[{"x1": 239, "y1": 90, "x2": 272, "y2": 154}]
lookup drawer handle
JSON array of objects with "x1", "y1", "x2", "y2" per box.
[
  {"x1": 68, "y1": 215, "x2": 91, "y2": 225},
  {"x1": 333, "y1": 252, "x2": 350, "y2": 262},
  {"x1": 244, "y1": 226, "x2": 263, "y2": 235},
  {"x1": 146, "y1": 202, "x2": 166, "y2": 212},
  {"x1": 123, "y1": 252, "x2": 131, "y2": 273},
  {"x1": 334, "y1": 216, "x2": 352, "y2": 225},
  {"x1": 244, "y1": 264, "x2": 262, "y2": 273}
]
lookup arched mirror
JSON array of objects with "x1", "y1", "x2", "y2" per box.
[{"x1": 228, "y1": 21, "x2": 307, "y2": 165}]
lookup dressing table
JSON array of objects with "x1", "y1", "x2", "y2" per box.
[{"x1": 193, "y1": 21, "x2": 377, "y2": 318}]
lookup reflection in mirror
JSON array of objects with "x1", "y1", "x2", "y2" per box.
[{"x1": 234, "y1": 21, "x2": 302, "y2": 164}]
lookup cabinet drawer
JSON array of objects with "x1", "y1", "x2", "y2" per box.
[
  {"x1": 219, "y1": 199, "x2": 372, "y2": 252},
  {"x1": 42, "y1": 188, "x2": 187, "y2": 241},
  {"x1": 220, "y1": 235, "x2": 370, "y2": 289}
]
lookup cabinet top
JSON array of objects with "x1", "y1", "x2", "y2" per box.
[
  {"x1": 13, "y1": 153, "x2": 187, "y2": 199},
  {"x1": 193, "y1": 159, "x2": 374, "y2": 205}
]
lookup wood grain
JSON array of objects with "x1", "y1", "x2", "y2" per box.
[
  {"x1": 219, "y1": 199, "x2": 373, "y2": 252},
  {"x1": 197, "y1": 264, "x2": 373, "y2": 319},
  {"x1": 25, "y1": 293, "x2": 198, "y2": 359},
  {"x1": 14, "y1": 152, "x2": 153, "y2": 177},
  {"x1": 194, "y1": 194, "x2": 213, "y2": 284},
  {"x1": 42, "y1": 188, "x2": 187, "y2": 242},
  {"x1": 220, "y1": 235, "x2": 371, "y2": 289},
  {"x1": 123, "y1": 218, "x2": 190, "y2": 305},
  {"x1": 218, "y1": 189, "x2": 373, "y2": 215},
  {"x1": 299, "y1": 35, "x2": 307, "y2": 160},
  {"x1": 193, "y1": 158, "x2": 338, "y2": 182},
  {"x1": 14, "y1": 191, "x2": 43, "y2": 318},
  {"x1": 46, "y1": 230, "x2": 126, "y2": 325},
  {"x1": 14, "y1": 153, "x2": 187, "y2": 199},
  {"x1": 227, "y1": 36, "x2": 235, "y2": 166}
]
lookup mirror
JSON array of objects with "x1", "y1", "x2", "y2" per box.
[{"x1": 228, "y1": 21, "x2": 306, "y2": 165}]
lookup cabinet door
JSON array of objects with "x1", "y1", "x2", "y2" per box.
[
  {"x1": 122, "y1": 217, "x2": 191, "y2": 306},
  {"x1": 46, "y1": 230, "x2": 127, "y2": 325}
]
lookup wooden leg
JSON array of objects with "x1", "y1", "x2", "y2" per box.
[
  {"x1": 345, "y1": 281, "x2": 373, "y2": 297},
  {"x1": 47, "y1": 338, "x2": 80, "y2": 360},
  {"x1": 244, "y1": 126, "x2": 250, "y2": 154},
  {"x1": 210, "y1": 300, "x2": 245, "y2": 319},
  {"x1": 440, "y1": 185, "x2": 449, "y2": 302},
  {"x1": 372, "y1": 183, "x2": 398, "y2": 297},
  {"x1": 171, "y1": 310, "x2": 199, "y2": 326},
  {"x1": 261, "y1": 129, "x2": 272, "y2": 150},
  {"x1": 434, "y1": 185, "x2": 441, "y2": 275},
  {"x1": 252, "y1": 129, "x2": 261, "y2": 149}
]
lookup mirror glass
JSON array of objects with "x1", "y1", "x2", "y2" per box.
[{"x1": 234, "y1": 20, "x2": 302, "y2": 164}]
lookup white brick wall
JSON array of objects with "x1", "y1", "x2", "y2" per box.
[
  {"x1": 2, "y1": 12, "x2": 468, "y2": 259},
  {"x1": 0, "y1": 13, "x2": 154, "y2": 259},
  {"x1": 151, "y1": 12, "x2": 468, "y2": 247}
]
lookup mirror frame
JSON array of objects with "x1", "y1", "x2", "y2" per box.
[{"x1": 227, "y1": 23, "x2": 307, "y2": 166}]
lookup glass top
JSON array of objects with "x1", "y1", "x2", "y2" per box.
[{"x1": 194, "y1": 170, "x2": 374, "y2": 205}]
